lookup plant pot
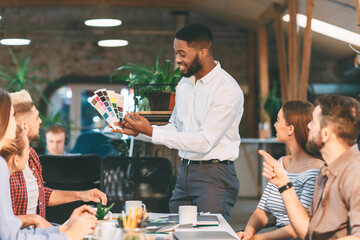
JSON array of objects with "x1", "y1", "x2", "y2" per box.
[{"x1": 146, "y1": 92, "x2": 171, "y2": 111}]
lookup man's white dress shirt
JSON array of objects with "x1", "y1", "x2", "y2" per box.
[{"x1": 136, "y1": 61, "x2": 244, "y2": 161}]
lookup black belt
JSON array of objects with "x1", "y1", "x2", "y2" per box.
[{"x1": 182, "y1": 159, "x2": 233, "y2": 165}]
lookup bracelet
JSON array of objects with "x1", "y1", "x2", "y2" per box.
[{"x1": 278, "y1": 182, "x2": 293, "y2": 193}]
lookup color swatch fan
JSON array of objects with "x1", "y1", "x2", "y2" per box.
[{"x1": 89, "y1": 88, "x2": 125, "y2": 130}]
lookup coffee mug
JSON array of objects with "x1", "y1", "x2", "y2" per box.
[
  {"x1": 93, "y1": 220, "x2": 116, "y2": 240},
  {"x1": 125, "y1": 200, "x2": 146, "y2": 216},
  {"x1": 179, "y1": 205, "x2": 197, "y2": 226}
]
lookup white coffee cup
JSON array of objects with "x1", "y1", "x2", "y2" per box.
[
  {"x1": 179, "y1": 205, "x2": 197, "y2": 226},
  {"x1": 125, "y1": 200, "x2": 146, "y2": 216},
  {"x1": 93, "y1": 221, "x2": 116, "y2": 240}
]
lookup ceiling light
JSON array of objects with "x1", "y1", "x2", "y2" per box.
[
  {"x1": 0, "y1": 38, "x2": 30, "y2": 46},
  {"x1": 98, "y1": 39, "x2": 128, "y2": 47},
  {"x1": 85, "y1": 19, "x2": 122, "y2": 27},
  {"x1": 84, "y1": 5, "x2": 122, "y2": 28},
  {"x1": 282, "y1": 13, "x2": 360, "y2": 47}
]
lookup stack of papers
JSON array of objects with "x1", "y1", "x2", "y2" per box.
[{"x1": 89, "y1": 88, "x2": 124, "y2": 130}]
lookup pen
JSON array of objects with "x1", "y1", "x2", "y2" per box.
[{"x1": 126, "y1": 112, "x2": 137, "y2": 122}]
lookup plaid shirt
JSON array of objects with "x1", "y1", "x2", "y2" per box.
[{"x1": 10, "y1": 147, "x2": 53, "y2": 218}]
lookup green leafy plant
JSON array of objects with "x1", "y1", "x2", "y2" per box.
[
  {"x1": 0, "y1": 48, "x2": 50, "y2": 103},
  {"x1": 264, "y1": 80, "x2": 282, "y2": 119},
  {"x1": 110, "y1": 49, "x2": 182, "y2": 98},
  {"x1": 95, "y1": 200, "x2": 115, "y2": 220}
]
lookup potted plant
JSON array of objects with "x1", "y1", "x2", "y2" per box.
[
  {"x1": 0, "y1": 48, "x2": 50, "y2": 102},
  {"x1": 95, "y1": 200, "x2": 115, "y2": 220},
  {"x1": 110, "y1": 49, "x2": 182, "y2": 111}
]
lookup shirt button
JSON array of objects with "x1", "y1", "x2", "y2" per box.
[{"x1": 32, "y1": 168, "x2": 35, "y2": 170}]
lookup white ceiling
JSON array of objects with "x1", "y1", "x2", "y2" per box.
[{"x1": 0, "y1": 0, "x2": 358, "y2": 60}]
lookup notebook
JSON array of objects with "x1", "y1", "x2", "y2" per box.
[
  {"x1": 173, "y1": 231, "x2": 237, "y2": 240},
  {"x1": 168, "y1": 215, "x2": 219, "y2": 226}
]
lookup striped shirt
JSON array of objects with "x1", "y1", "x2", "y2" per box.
[
  {"x1": 0, "y1": 157, "x2": 66, "y2": 240},
  {"x1": 257, "y1": 157, "x2": 320, "y2": 227}
]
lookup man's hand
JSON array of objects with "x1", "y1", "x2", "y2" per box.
[
  {"x1": 112, "y1": 121, "x2": 139, "y2": 136},
  {"x1": 124, "y1": 112, "x2": 153, "y2": 137},
  {"x1": 79, "y1": 188, "x2": 107, "y2": 205},
  {"x1": 61, "y1": 205, "x2": 97, "y2": 240},
  {"x1": 112, "y1": 112, "x2": 153, "y2": 137},
  {"x1": 259, "y1": 150, "x2": 290, "y2": 188}
]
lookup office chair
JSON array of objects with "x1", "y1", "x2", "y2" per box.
[
  {"x1": 70, "y1": 131, "x2": 118, "y2": 158},
  {"x1": 39, "y1": 154, "x2": 102, "y2": 223},
  {"x1": 101, "y1": 156, "x2": 173, "y2": 213}
]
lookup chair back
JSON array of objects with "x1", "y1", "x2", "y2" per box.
[
  {"x1": 101, "y1": 156, "x2": 173, "y2": 213},
  {"x1": 40, "y1": 154, "x2": 102, "y2": 190},
  {"x1": 39, "y1": 154, "x2": 102, "y2": 224}
]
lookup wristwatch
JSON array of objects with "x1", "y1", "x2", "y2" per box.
[{"x1": 278, "y1": 182, "x2": 293, "y2": 193}]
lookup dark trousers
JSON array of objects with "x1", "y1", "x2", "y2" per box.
[{"x1": 169, "y1": 161, "x2": 239, "y2": 221}]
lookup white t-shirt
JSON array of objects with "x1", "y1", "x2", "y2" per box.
[{"x1": 23, "y1": 162, "x2": 39, "y2": 214}]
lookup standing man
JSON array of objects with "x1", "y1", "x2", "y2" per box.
[
  {"x1": 116, "y1": 23, "x2": 244, "y2": 221},
  {"x1": 261, "y1": 95, "x2": 360, "y2": 239},
  {"x1": 10, "y1": 90, "x2": 107, "y2": 223}
]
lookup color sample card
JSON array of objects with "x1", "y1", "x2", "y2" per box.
[{"x1": 89, "y1": 88, "x2": 125, "y2": 130}]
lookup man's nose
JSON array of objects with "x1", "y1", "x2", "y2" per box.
[{"x1": 175, "y1": 55, "x2": 182, "y2": 64}]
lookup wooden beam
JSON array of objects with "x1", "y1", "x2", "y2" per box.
[
  {"x1": 273, "y1": 3, "x2": 288, "y2": 103},
  {"x1": 0, "y1": 0, "x2": 189, "y2": 8},
  {"x1": 356, "y1": 0, "x2": 360, "y2": 27},
  {"x1": 247, "y1": 31, "x2": 257, "y2": 138},
  {"x1": 288, "y1": 0, "x2": 299, "y2": 100},
  {"x1": 298, "y1": 0, "x2": 314, "y2": 100},
  {"x1": 257, "y1": 24, "x2": 270, "y2": 138}
]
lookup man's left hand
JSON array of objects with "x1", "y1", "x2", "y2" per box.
[
  {"x1": 79, "y1": 188, "x2": 107, "y2": 205},
  {"x1": 123, "y1": 112, "x2": 153, "y2": 137}
]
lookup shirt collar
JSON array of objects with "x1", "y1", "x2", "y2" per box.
[
  {"x1": 188, "y1": 61, "x2": 221, "y2": 85},
  {"x1": 321, "y1": 144, "x2": 360, "y2": 177},
  {"x1": 197, "y1": 61, "x2": 221, "y2": 85}
]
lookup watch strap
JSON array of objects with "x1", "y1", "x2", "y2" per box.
[{"x1": 278, "y1": 182, "x2": 293, "y2": 193}]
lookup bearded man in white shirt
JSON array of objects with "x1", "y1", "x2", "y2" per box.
[{"x1": 115, "y1": 23, "x2": 244, "y2": 221}]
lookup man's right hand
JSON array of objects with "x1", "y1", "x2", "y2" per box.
[{"x1": 112, "y1": 121, "x2": 139, "y2": 136}]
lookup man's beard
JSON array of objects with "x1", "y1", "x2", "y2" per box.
[
  {"x1": 182, "y1": 54, "x2": 202, "y2": 77},
  {"x1": 306, "y1": 133, "x2": 324, "y2": 155},
  {"x1": 28, "y1": 131, "x2": 40, "y2": 142}
]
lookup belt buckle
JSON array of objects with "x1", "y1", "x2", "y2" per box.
[
  {"x1": 213, "y1": 159, "x2": 219, "y2": 164},
  {"x1": 183, "y1": 159, "x2": 191, "y2": 165}
]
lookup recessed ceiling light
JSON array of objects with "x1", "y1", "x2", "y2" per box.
[
  {"x1": 282, "y1": 13, "x2": 360, "y2": 47},
  {"x1": 0, "y1": 38, "x2": 31, "y2": 46},
  {"x1": 85, "y1": 19, "x2": 122, "y2": 27},
  {"x1": 98, "y1": 39, "x2": 128, "y2": 47}
]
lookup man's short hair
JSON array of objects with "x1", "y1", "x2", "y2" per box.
[
  {"x1": 175, "y1": 23, "x2": 213, "y2": 51},
  {"x1": 316, "y1": 95, "x2": 360, "y2": 146},
  {"x1": 45, "y1": 124, "x2": 66, "y2": 136},
  {"x1": 10, "y1": 90, "x2": 34, "y2": 117}
]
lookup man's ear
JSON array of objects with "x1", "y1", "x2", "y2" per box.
[
  {"x1": 320, "y1": 127, "x2": 331, "y2": 143},
  {"x1": 199, "y1": 49, "x2": 208, "y2": 59}
]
